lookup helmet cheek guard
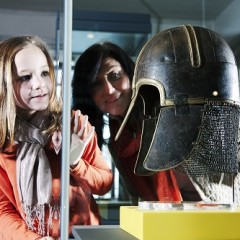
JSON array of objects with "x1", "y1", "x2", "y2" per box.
[{"x1": 115, "y1": 25, "x2": 240, "y2": 176}]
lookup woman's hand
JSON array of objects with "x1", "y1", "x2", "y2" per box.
[{"x1": 70, "y1": 110, "x2": 94, "y2": 166}]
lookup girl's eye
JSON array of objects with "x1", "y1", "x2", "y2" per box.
[
  {"x1": 19, "y1": 75, "x2": 31, "y2": 81},
  {"x1": 42, "y1": 71, "x2": 50, "y2": 77}
]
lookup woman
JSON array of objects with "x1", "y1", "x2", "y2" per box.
[{"x1": 72, "y1": 42, "x2": 201, "y2": 204}]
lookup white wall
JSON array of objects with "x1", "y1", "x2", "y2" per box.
[
  {"x1": 0, "y1": 9, "x2": 57, "y2": 47},
  {"x1": 214, "y1": 0, "x2": 240, "y2": 40},
  {"x1": 214, "y1": 0, "x2": 240, "y2": 61},
  {"x1": 1, "y1": 3, "x2": 240, "y2": 58},
  {"x1": 151, "y1": 17, "x2": 214, "y2": 35}
]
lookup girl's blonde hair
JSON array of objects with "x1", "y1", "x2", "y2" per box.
[{"x1": 0, "y1": 36, "x2": 61, "y2": 150}]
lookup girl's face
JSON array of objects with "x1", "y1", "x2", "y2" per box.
[
  {"x1": 13, "y1": 44, "x2": 53, "y2": 118},
  {"x1": 91, "y1": 57, "x2": 131, "y2": 117}
]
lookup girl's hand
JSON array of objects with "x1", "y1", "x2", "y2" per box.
[
  {"x1": 38, "y1": 237, "x2": 55, "y2": 240},
  {"x1": 70, "y1": 110, "x2": 94, "y2": 166}
]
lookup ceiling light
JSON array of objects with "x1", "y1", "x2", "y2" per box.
[{"x1": 87, "y1": 32, "x2": 95, "y2": 39}]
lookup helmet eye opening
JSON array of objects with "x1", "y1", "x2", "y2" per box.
[{"x1": 139, "y1": 85, "x2": 160, "y2": 120}]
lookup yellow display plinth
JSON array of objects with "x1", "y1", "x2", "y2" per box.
[{"x1": 120, "y1": 206, "x2": 240, "y2": 240}]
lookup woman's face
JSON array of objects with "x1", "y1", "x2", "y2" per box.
[
  {"x1": 91, "y1": 57, "x2": 131, "y2": 117},
  {"x1": 13, "y1": 44, "x2": 53, "y2": 118}
]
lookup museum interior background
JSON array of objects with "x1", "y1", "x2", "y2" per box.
[{"x1": 1, "y1": 0, "x2": 240, "y2": 224}]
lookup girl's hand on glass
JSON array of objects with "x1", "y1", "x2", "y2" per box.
[
  {"x1": 39, "y1": 237, "x2": 55, "y2": 240},
  {"x1": 70, "y1": 110, "x2": 94, "y2": 166}
]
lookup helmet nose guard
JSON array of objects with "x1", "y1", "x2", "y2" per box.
[{"x1": 115, "y1": 25, "x2": 240, "y2": 175}]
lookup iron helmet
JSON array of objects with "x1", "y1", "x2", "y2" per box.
[{"x1": 115, "y1": 25, "x2": 240, "y2": 176}]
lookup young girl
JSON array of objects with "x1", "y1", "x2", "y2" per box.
[{"x1": 0, "y1": 36, "x2": 113, "y2": 240}]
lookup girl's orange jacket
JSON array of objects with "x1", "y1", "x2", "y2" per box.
[{"x1": 0, "y1": 118, "x2": 113, "y2": 240}]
